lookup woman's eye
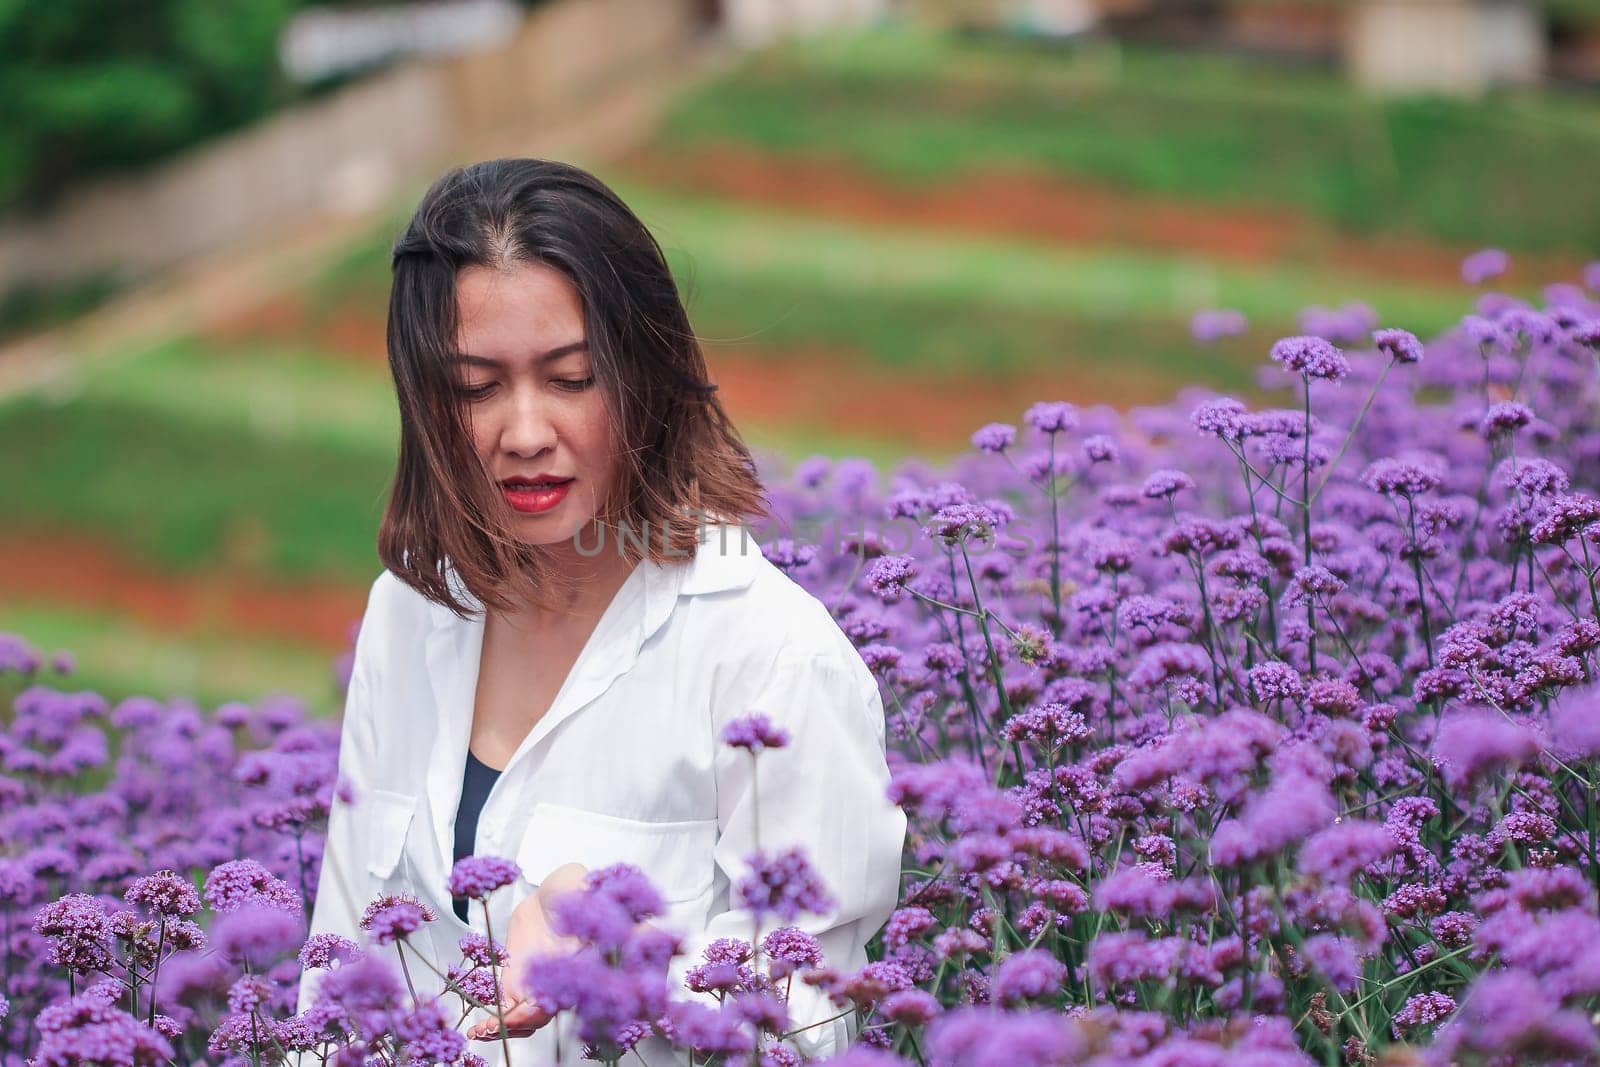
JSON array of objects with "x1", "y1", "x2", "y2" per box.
[
  {"x1": 457, "y1": 383, "x2": 495, "y2": 401},
  {"x1": 557, "y1": 377, "x2": 595, "y2": 392}
]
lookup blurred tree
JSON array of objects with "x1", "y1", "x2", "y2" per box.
[{"x1": 0, "y1": 0, "x2": 305, "y2": 213}]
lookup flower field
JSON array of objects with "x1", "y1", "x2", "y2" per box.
[{"x1": 3, "y1": 252, "x2": 1600, "y2": 1063}]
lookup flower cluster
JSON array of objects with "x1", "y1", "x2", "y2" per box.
[{"x1": 4, "y1": 250, "x2": 1600, "y2": 1064}]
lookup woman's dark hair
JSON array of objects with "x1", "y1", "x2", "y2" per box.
[{"x1": 378, "y1": 157, "x2": 770, "y2": 618}]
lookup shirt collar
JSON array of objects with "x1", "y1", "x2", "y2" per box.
[{"x1": 416, "y1": 519, "x2": 763, "y2": 868}]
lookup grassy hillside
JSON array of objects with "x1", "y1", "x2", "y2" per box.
[{"x1": 656, "y1": 26, "x2": 1600, "y2": 254}]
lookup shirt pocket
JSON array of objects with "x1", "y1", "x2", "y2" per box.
[
  {"x1": 515, "y1": 801, "x2": 718, "y2": 905},
  {"x1": 364, "y1": 789, "x2": 419, "y2": 879}
]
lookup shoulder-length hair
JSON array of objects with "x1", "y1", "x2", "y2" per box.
[{"x1": 378, "y1": 158, "x2": 770, "y2": 618}]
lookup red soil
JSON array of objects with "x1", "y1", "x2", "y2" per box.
[
  {"x1": 0, "y1": 527, "x2": 366, "y2": 654},
  {"x1": 703, "y1": 341, "x2": 1174, "y2": 451},
  {"x1": 613, "y1": 142, "x2": 1588, "y2": 288}
]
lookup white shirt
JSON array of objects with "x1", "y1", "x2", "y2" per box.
[{"x1": 296, "y1": 519, "x2": 906, "y2": 1064}]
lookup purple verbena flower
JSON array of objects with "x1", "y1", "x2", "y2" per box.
[
  {"x1": 1433, "y1": 709, "x2": 1541, "y2": 791},
  {"x1": 358, "y1": 894, "x2": 437, "y2": 945},
  {"x1": 447, "y1": 855, "x2": 520, "y2": 901},
  {"x1": 865, "y1": 554, "x2": 916, "y2": 600},
  {"x1": 1271, "y1": 335, "x2": 1350, "y2": 382},
  {"x1": 124, "y1": 870, "x2": 201, "y2": 918},
  {"x1": 1191, "y1": 308, "x2": 1248, "y2": 343},
  {"x1": 991, "y1": 949, "x2": 1067, "y2": 1006},
  {"x1": 721, "y1": 713, "x2": 791, "y2": 753},
  {"x1": 735, "y1": 847, "x2": 836, "y2": 923},
  {"x1": 971, "y1": 423, "x2": 1016, "y2": 454},
  {"x1": 1141, "y1": 469, "x2": 1195, "y2": 500},
  {"x1": 202, "y1": 859, "x2": 300, "y2": 915},
  {"x1": 1462, "y1": 248, "x2": 1510, "y2": 285},
  {"x1": 1374, "y1": 327, "x2": 1424, "y2": 364},
  {"x1": 1022, "y1": 402, "x2": 1077, "y2": 435}
]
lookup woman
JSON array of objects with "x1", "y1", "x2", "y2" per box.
[{"x1": 295, "y1": 158, "x2": 906, "y2": 1064}]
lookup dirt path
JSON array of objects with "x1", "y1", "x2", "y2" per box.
[
  {"x1": 704, "y1": 341, "x2": 1178, "y2": 449},
  {"x1": 613, "y1": 142, "x2": 1589, "y2": 289}
]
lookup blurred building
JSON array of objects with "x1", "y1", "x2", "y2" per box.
[
  {"x1": 915, "y1": 0, "x2": 1100, "y2": 35},
  {"x1": 909, "y1": 0, "x2": 1578, "y2": 95},
  {"x1": 1347, "y1": 0, "x2": 1545, "y2": 93},
  {"x1": 705, "y1": 0, "x2": 895, "y2": 43}
]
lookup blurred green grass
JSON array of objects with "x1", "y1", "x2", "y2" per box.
[
  {"x1": 0, "y1": 601, "x2": 344, "y2": 716},
  {"x1": 80, "y1": 335, "x2": 399, "y2": 451},
  {"x1": 624, "y1": 183, "x2": 1471, "y2": 376},
  {"x1": 0, "y1": 354, "x2": 391, "y2": 582},
  {"x1": 655, "y1": 25, "x2": 1600, "y2": 255}
]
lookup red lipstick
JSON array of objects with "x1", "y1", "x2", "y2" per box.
[{"x1": 501, "y1": 476, "x2": 573, "y2": 514}]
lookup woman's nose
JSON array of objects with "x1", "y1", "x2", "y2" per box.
[{"x1": 500, "y1": 387, "x2": 559, "y2": 458}]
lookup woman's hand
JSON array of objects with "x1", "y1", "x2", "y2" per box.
[{"x1": 466, "y1": 862, "x2": 588, "y2": 1041}]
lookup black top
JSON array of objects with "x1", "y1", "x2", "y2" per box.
[{"x1": 451, "y1": 748, "x2": 504, "y2": 923}]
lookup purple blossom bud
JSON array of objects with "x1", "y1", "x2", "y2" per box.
[
  {"x1": 970, "y1": 423, "x2": 1016, "y2": 453},
  {"x1": 1393, "y1": 991, "x2": 1456, "y2": 1036},
  {"x1": 735, "y1": 847, "x2": 836, "y2": 923},
  {"x1": 124, "y1": 870, "x2": 200, "y2": 917},
  {"x1": 1462, "y1": 248, "x2": 1510, "y2": 285},
  {"x1": 203, "y1": 859, "x2": 300, "y2": 915},
  {"x1": 880, "y1": 988, "x2": 941, "y2": 1026},
  {"x1": 1250, "y1": 661, "x2": 1307, "y2": 703},
  {"x1": 210, "y1": 903, "x2": 305, "y2": 967},
  {"x1": 1584, "y1": 260, "x2": 1600, "y2": 292},
  {"x1": 1271, "y1": 335, "x2": 1350, "y2": 382},
  {"x1": 299, "y1": 932, "x2": 360, "y2": 970},
  {"x1": 446, "y1": 855, "x2": 520, "y2": 901},
  {"x1": 1141, "y1": 469, "x2": 1195, "y2": 500},
  {"x1": 865, "y1": 554, "x2": 916, "y2": 599},
  {"x1": 925, "y1": 502, "x2": 1007, "y2": 545},
  {"x1": 1191, "y1": 396, "x2": 1249, "y2": 440},
  {"x1": 1374, "y1": 327, "x2": 1424, "y2": 364},
  {"x1": 1361, "y1": 456, "x2": 1443, "y2": 497},
  {"x1": 721, "y1": 713, "x2": 791, "y2": 753},
  {"x1": 1022, "y1": 401, "x2": 1077, "y2": 435},
  {"x1": 33, "y1": 893, "x2": 113, "y2": 974},
  {"x1": 1081, "y1": 434, "x2": 1118, "y2": 463},
  {"x1": 1530, "y1": 493, "x2": 1600, "y2": 545},
  {"x1": 990, "y1": 949, "x2": 1067, "y2": 1005},
  {"x1": 35, "y1": 981, "x2": 175, "y2": 1066},
  {"x1": 1191, "y1": 308, "x2": 1248, "y2": 343},
  {"x1": 1302, "y1": 933, "x2": 1360, "y2": 994},
  {"x1": 1433, "y1": 709, "x2": 1541, "y2": 791},
  {"x1": 926, "y1": 1007, "x2": 1084, "y2": 1066},
  {"x1": 1478, "y1": 401, "x2": 1534, "y2": 439},
  {"x1": 761, "y1": 926, "x2": 823, "y2": 978},
  {"x1": 1298, "y1": 820, "x2": 1396, "y2": 882},
  {"x1": 359, "y1": 894, "x2": 437, "y2": 945}
]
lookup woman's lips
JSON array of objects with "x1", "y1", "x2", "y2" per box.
[{"x1": 502, "y1": 479, "x2": 572, "y2": 514}]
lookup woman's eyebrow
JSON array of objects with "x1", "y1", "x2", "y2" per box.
[{"x1": 450, "y1": 341, "x2": 588, "y2": 367}]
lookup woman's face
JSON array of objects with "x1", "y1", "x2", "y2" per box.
[{"x1": 451, "y1": 261, "x2": 618, "y2": 552}]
